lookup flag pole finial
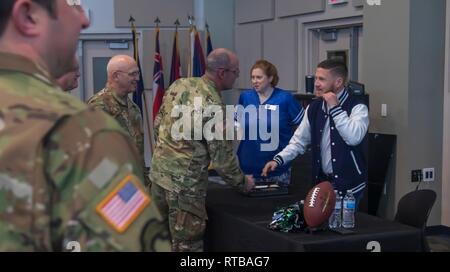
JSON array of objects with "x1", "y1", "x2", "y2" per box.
[
  {"x1": 188, "y1": 15, "x2": 195, "y2": 26},
  {"x1": 154, "y1": 17, "x2": 161, "y2": 27},
  {"x1": 129, "y1": 15, "x2": 136, "y2": 30},
  {"x1": 174, "y1": 19, "x2": 180, "y2": 30}
]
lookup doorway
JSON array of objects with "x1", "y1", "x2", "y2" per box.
[
  {"x1": 80, "y1": 39, "x2": 133, "y2": 102},
  {"x1": 309, "y1": 25, "x2": 363, "y2": 82}
]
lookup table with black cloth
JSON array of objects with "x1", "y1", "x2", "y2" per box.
[{"x1": 204, "y1": 182, "x2": 422, "y2": 252}]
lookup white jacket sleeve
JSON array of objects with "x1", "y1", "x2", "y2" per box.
[
  {"x1": 329, "y1": 103, "x2": 369, "y2": 146},
  {"x1": 274, "y1": 106, "x2": 312, "y2": 166}
]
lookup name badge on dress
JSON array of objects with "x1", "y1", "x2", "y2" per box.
[{"x1": 264, "y1": 104, "x2": 277, "y2": 111}]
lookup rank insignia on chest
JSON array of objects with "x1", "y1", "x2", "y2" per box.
[{"x1": 96, "y1": 175, "x2": 150, "y2": 233}]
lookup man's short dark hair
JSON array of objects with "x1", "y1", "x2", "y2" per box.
[
  {"x1": 0, "y1": 0, "x2": 56, "y2": 37},
  {"x1": 317, "y1": 59, "x2": 348, "y2": 81}
]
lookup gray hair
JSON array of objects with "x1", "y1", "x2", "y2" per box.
[{"x1": 206, "y1": 48, "x2": 232, "y2": 72}]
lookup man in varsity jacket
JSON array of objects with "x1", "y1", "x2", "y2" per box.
[{"x1": 262, "y1": 59, "x2": 369, "y2": 207}]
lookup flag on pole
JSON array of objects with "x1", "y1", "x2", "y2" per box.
[
  {"x1": 169, "y1": 21, "x2": 181, "y2": 85},
  {"x1": 152, "y1": 26, "x2": 165, "y2": 121},
  {"x1": 206, "y1": 23, "x2": 213, "y2": 56},
  {"x1": 187, "y1": 18, "x2": 206, "y2": 77},
  {"x1": 130, "y1": 17, "x2": 144, "y2": 116}
]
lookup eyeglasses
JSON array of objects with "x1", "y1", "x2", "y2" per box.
[
  {"x1": 66, "y1": 0, "x2": 82, "y2": 6},
  {"x1": 116, "y1": 70, "x2": 141, "y2": 77},
  {"x1": 217, "y1": 67, "x2": 240, "y2": 76}
]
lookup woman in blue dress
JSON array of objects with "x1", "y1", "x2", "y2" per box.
[{"x1": 236, "y1": 60, "x2": 304, "y2": 187}]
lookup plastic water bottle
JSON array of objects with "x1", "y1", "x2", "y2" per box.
[
  {"x1": 329, "y1": 190, "x2": 342, "y2": 229},
  {"x1": 335, "y1": 191, "x2": 342, "y2": 228},
  {"x1": 342, "y1": 190, "x2": 356, "y2": 228}
]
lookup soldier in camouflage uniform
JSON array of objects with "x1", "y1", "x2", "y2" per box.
[
  {"x1": 150, "y1": 48, "x2": 255, "y2": 252},
  {"x1": 87, "y1": 55, "x2": 150, "y2": 187},
  {"x1": 0, "y1": 0, "x2": 170, "y2": 251}
]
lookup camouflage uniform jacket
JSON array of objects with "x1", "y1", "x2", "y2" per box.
[
  {"x1": 87, "y1": 87, "x2": 149, "y2": 183},
  {"x1": 0, "y1": 53, "x2": 169, "y2": 251},
  {"x1": 150, "y1": 76, "x2": 245, "y2": 199},
  {"x1": 87, "y1": 87, "x2": 144, "y2": 162}
]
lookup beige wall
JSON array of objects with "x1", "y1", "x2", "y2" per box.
[
  {"x1": 442, "y1": 0, "x2": 450, "y2": 227},
  {"x1": 363, "y1": 0, "x2": 445, "y2": 224},
  {"x1": 114, "y1": 0, "x2": 194, "y2": 27},
  {"x1": 234, "y1": 0, "x2": 363, "y2": 92}
]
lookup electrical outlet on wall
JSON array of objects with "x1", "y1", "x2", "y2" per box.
[{"x1": 422, "y1": 168, "x2": 435, "y2": 182}]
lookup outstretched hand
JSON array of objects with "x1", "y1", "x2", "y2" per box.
[
  {"x1": 261, "y1": 161, "x2": 278, "y2": 177},
  {"x1": 244, "y1": 175, "x2": 255, "y2": 192}
]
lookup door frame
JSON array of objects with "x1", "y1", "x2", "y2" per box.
[
  {"x1": 442, "y1": 0, "x2": 450, "y2": 226},
  {"x1": 78, "y1": 33, "x2": 139, "y2": 101},
  {"x1": 315, "y1": 27, "x2": 354, "y2": 80},
  {"x1": 299, "y1": 16, "x2": 363, "y2": 91}
]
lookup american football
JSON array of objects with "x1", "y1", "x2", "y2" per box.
[{"x1": 303, "y1": 181, "x2": 336, "y2": 228}]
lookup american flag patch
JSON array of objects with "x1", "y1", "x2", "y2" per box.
[{"x1": 96, "y1": 175, "x2": 150, "y2": 233}]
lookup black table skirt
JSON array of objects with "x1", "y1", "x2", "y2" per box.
[{"x1": 204, "y1": 183, "x2": 422, "y2": 252}]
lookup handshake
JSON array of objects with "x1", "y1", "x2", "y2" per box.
[
  {"x1": 242, "y1": 160, "x2": 279, "y2": 193},
  {"x1": 261, "y1": 160, "x2": 278, "y2": 177}
]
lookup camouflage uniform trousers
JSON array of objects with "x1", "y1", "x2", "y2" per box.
[{"x1": 151, "y1": 183, "x2": 206, "y2": 252}]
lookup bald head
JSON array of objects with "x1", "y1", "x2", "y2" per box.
[
  {"x1": 107, "y1": 55, "x2": 138, "y2": 78},
  {"x1": 206, "y1": 48, "x2": 237, "y2": 72},
  {"x1": 205, "y1": 48, "x2": 240, "y2": 91},
  {"x1": 106, "y1": 54, "x2": 140, "y2": 97}
]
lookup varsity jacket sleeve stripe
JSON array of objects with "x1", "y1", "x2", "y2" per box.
[
  {"x1": 274, "y1": 106, "x2": 311, "y2": 166},
  {"x1": 291, "y1": 107, "x2": 305, "y2": 126},
  {"x1": 330, "y1": 103, "x2": 369, "y2": 146}
]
